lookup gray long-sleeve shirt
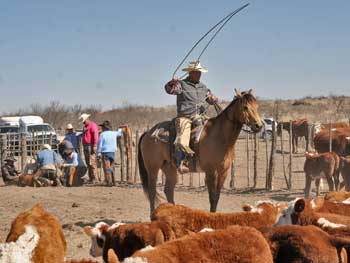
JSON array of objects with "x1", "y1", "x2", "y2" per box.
[{"x1": 165, "y1": 78, "x2": 213, "y2": 118}]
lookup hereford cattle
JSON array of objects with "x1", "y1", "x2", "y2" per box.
[
  {"x1": 324, "y1": 191, "x2": 350, "y2": 203},
  {"x1": 0, "y1": 225, "x2": 39, "y2": 263},
  {"x1": 277, "y1": 118, "x2": 309, "y2": 153},
  {"x1": 304, "y1": 151, "x2": 341, "y2": 198},
  {"x1": 107, "y1": 226, "x2": 273, "y2": 263},
  {"x1": 151, "y1": 202, "x2": 282, "y2": 238},
  {"x1": 341, "y1": 156, "x2": 350, "y2": 191},
  {"x1": 6, "y1": 203, "x2": 67, "y2": 263},
  {"x1": 275, "y1": 198, "x2": 350, "y2": 227},
  {"x1": 314, "y1": 128, "x2": 350, "y2": 156},
  {"x1": 310, "y1": 197, "x2": 350, "y2": 216},
  {"x1": 260, "y1": 225, "x2": 349, "y2": 263},
  {"x1": 84, "y1": 221, "x2": 175, "y2": 261}
]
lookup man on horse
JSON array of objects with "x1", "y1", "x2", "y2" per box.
[{"x1": 164, "y1": 61, "x2": 218, "y2": 171}]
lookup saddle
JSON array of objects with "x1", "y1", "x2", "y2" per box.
[{"x1": 151, "y1": 118, "x2": 206, "y2": 172}]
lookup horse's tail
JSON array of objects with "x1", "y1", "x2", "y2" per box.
[{"x1": 138, "y1": 132, "x2": 149, "y2": 198}]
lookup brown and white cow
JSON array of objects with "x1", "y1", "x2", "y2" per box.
[
  {"x1": 277, "y1": 118, "x2": 309, "y2": 153},
  {"x1": 304, "y1": 151, "x2": 341, "y2": 198},
  {"x1": 260, "y1": 224, "x2": 349, "y2": 263},
  {"x1": 6, "y1": 203, "x2": 67, "y2": 263},
  {"x1": 152, "y1": 202, "x2": 283, "y2": 238},
  {"x1": 84, "y1": 221, "x2": 175, "y2": 261},
  {"x1": 108, "y1": 225, "x2": 273, "y2": 263},
  {"x1": 314, "y1": 128, "x2": 350, "y2": 156}
]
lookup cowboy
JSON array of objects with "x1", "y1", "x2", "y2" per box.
[
  {"x1": 61, "y1": 140, "x2": 87, "y2": 186},
  {"x1": 164, "y1": 61, "x2": 218, "y2": 167},
  {"x1": 64, "y1": 123, "x2": 80, "y2": 153},
  {"x1": 34, "y1": 144, "x2": 62, "y2": 186},
  {"x1": 1, "y1": 156, "x2": 20, "y2": 185},
  {"x1": 97, "y1": 120, "x2": 123, "y2": 186},
  {"x1": 79, "y1": 113, "x2": 99, "y2": 184}
]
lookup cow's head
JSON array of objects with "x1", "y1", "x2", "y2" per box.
[
  {"x1": 0, "y1": 225, "x2": 39, "y2": 263},
  {"x1": 84, "y1": 222, "x2": 125, "y2": 257},
  {"x1": 84, "y1": 222, "x2": 110, "y2": 257},
  {"x1": 275, "y1": 198, "x2": 305, "y2": 225}
]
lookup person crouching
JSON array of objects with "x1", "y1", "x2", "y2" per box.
[{"x1": 61, "y1": 140, "x2": 87, "y2": 187}]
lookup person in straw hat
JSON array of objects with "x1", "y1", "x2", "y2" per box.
[
  {"x1": 64, "y1": 123, "x2": 80, "y2": 153},
  {"x1": 79, "y1": 113, "x2": 99, "y2": 184},
  {"x1": 164, "y1": 61, "x2": 218, "y2": 171},
  {"x1": 1, "y1": 156, "x2": 20, "y2": 185}
]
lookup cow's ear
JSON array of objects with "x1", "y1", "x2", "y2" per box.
[
  {"x1": 108, "y1": 248, "x2": 121, "y2": 263},
  {"x1": 294, "y1": 199, "x2": 305, "y2": 213},
  {"x1": 83, "y1": 226, "x2": 93, "y2": 237}
]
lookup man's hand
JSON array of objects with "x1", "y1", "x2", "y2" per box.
[
  {"x1": 169, "y1": 77, "x2": 179, "y2": 86},
  {"x1": 91, "y1": 146, "x2": 97, "y2": 154}
]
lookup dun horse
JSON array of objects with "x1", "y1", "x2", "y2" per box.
[{"x1": 138, "y1": 89, "x2": 263, "y2": 214}]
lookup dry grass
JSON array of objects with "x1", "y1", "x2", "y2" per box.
[{"x1": 4, "y1": 95, "x2": 350, "y2": 131}]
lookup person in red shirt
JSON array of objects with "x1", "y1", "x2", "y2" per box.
[{"x1": 79, "y1": 113, "x2": 99, "y2": 184}]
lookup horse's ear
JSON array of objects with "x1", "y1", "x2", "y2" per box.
[
  {"x1": 248, "y1": 89, "x2": 253, "y2": 95},
  {"x1": 234, "y1": 89, "x2": 242, "y2": 98}
]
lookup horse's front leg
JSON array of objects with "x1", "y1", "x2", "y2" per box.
[
  {"x1": 162, "y1": 163, "x2": 178, "y2": 204},
  {"x1": 206, "y1": 169, "x2": 228, "y2": 212}
]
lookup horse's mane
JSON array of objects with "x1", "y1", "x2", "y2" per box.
[{"x1": 214, "y1": 91, "x2": 256, "y2": 120}]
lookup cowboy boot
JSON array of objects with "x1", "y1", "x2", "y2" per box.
[{"x1": 175, "y1": 117, "x2": 195, "y2": 156}]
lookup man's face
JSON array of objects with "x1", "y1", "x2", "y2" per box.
[
  {"x1": 66, "y1": 129, "x2": 73, "y2": 134},
  {"x1": 189, "y1": 70, "x2": 201, "y2": 83},
  {"x1": 83, "y1": 119, "x2": 89, "y2": 125}
]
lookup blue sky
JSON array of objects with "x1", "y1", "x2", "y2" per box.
[{"x1": 0, "y1": 0, "x2": 349, "y2": 113}]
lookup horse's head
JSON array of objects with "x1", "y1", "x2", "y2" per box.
[{"x1": 231, "y1": 89, "x2": 263, "y2": 132}]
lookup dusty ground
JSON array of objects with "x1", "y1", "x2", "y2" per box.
[{"x1": 0, "y1": 184, "x2": 307, "y2": 262}]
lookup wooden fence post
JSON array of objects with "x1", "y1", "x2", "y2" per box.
[
  {"x1": 329, "y1": 121, "x2": 332, "y2": 152},
  {"x1": 267, "y1": 121, "x2": 276, "y2": 190},
  {"x1": 288, "y1": 120, "x2": 293, "y2": 189},
  {"x1": 265, "y1": 136, "x2": 269, "y2": 189},
  {"x1": 134, "y1": 130, "x2": 139, "y2": 184},
  {"x1": 253, "y1": 133, "x2": 258, "y2": 188},
  {"x1": 0, "y1": 134, "x2": 7, "y2": 165},
  {"x1": 128, "y1": 129, "x2": 133, "y2": 184},
  {"x1": 20, "y1": 133, "x2": 27, "y2": 171},
  {"x1": 118, "y1": 135, "x2": 126, "y2": 183},
  {"x1": 280, "y1": 124, "x2": 289, "y2": 189},
  {"x1": 189, "y1": 172, "x2": 193, "y2": 188},
  {"x1": 246, "y1": 132, "x2": 250, "y2": 188}
]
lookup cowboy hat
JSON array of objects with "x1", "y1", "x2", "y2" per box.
[
  {"x1": 4, "y1": 156, "x2": 17, "y2": 162},
  {"x1": 42, "y1": 144, "x2": 51, "y2": 150},
  {"x1": 79, "y1": 113, "x2": 91, "y2": 122},
  {"x1": 62, "y1": 140, "x2": 74, "y2": 154},
  {"x1": 182, "y1": 61, "x2": 208, "y2": 73},
  {"x1": 99, "y1": 120, "x2": 112, "y2": 130},
  {"x1": 66, "y1": 123, "x2": 74, "y2": 130}
]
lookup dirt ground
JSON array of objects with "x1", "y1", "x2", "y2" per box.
[{"x1": 0, "y1": 184, "x2": 307, "y2": 262}]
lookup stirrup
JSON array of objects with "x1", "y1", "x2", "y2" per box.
[
  {"x1": 175, "y1": 143, "x2": 195, "y2": 156},
  {"x1": 177, "y1": 162, "x2": 190, "y2": 174}
]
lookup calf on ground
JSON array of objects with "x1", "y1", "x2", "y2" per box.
[
  {"x1": 0, "y1": 225, "x2": 39, "y2": 263},
  {"x1": 6, "y1": 203, "x2": 67, "y2": 263},
  {"x1": 108, "y1": 225, "x2": 273, "y2": 263},
  {"x1": 84, "y1": 221, "x2": 175, "y2": 261},
  {"x1": 304, "y1": 151, "x2": 340, "y2": 198},
  {"x1": 151, "y1": 202, "x2": 282, "y2": 238},
  {"x1": 260, "y1": 224, "x2": 349, "y2": 263}
]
